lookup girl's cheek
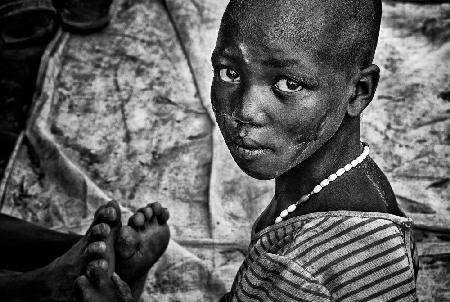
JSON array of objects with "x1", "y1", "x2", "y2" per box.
[
  {"x1": 281, "y1": 107, "x2": 327, "y2": 147},
  {"x1": 212, "y1": 88, "x2": 234, "y2": 114}
]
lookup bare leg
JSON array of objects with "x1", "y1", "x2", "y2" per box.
[
  {"x1": 0, "y1": 201, "x2": 121, "y2": 302},
  {"x1": 115, "y1": 202, "x2": 170, "y2": 299},
  {"x1": 0, "y1": 213, "x2": 82, "y2": 272}
]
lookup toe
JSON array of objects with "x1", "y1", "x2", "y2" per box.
[
  {"x1": 95, "y1": 200, "x2": 121, "y2": 225},
  {"x1": 116, "y1": 226, "x2": 139, "y2": 259},
  {"x1": 75, "y1": 275, "x2": 90, "y2": 289},
  {"x1": 87, "y1": 259, "x2": 109, "y2": 274},
  {"x1": 94, "y1": 203, "x2": 108, "y2": 219},
  {"x1": 91, "y1": 223, "x2": 111, "y2": 239},
  {"x1": 86, "y1": 259, "x2": 109, "y2": 286},
  {"x1": 99, "y1": 207, "x2": 118, "y2": 223},
  {"x1": 157, "y1": 207, "x2": 170, "y2": 224},
  {"x1": 75, "y1": 275, "x2": 93, "y2": 300},
  {"x1": 86, "y1": 241, "x2": 107, "y2": 259},
  {"x1": 151, "y1": 202, "x2": 163, "y2": 216},
  {"x1": 140, "y1": 206, "x2": 154, "y2": 221},
  {"x1": 112, "y1": 273, "x2": 135, "y2": 302},
  {"x1": 129, "y1": 212, "x2": 145, "y2": 228}
]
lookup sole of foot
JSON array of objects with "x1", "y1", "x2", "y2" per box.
[
  {"x1": 33, "y1": 201, "x2": 121, "y2": 302},
  {"x1": 115, "y1": 202, "x2": 170, "y2": 283}
]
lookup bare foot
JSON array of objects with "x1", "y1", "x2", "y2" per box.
[
  {"x1": 115, "y1": 202, "x2": 170, "y2": 291},
  {"x1": 32, "y1": 201, "x2": 121, "y2": 302},
  {"x1": 75, "y1": 261, "x2": 135, "y2": 302}
]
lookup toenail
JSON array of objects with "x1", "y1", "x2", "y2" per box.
[
  {"x1": 75, "y1": 275, "x2": 89, "y2": 288},
  {"x1": 152, "y1": 202, "x2": 162, "y2": 214},
  {"x1": 88, "y1": 241, "x2": 106, "y2": 253},
  {"x1": 133, "y1": 213, "x2": 145, "y2": 226},
  {"x1": 92, "y1": 259, "x2": 108, "y2": 270},
  {"x1": 87, "y1": 260, "x2": 109, "y2": 278},
  {"x1": 94, "y1": 241, "x2": 106, "y2": 251},
  {"x1": 98, "y1": 208, "x2": 107, "y2": 217},
  {"x1": 143, "y1": 207, "x2": 153, "y2": 219},
  {"x1": 98, "y1": 259, "x2": 108, "y2": 270},
  {"x1": 92, "y1": 223, "x2": 110, "y2": 236},
  {"x1": 90, "y1": 241, "x2": 106, "y2": 251},
  {"x1": 106, "y1": 207, "x2": 117, "y2": 219}
]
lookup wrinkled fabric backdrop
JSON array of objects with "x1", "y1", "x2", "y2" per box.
[{"x1": 0, "y1": 0, "x2": 449, "y2": 301}]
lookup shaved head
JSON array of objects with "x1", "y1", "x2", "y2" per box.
[
  {"x1": 218, "y1": 0, "x2": 382, "y2": 72},
  {"x1": 211, "y1": 0, "x2": 383, "y2": 179}
]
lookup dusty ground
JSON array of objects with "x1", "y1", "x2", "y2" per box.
[{"x1": 0, "y1": 0, "x2": 449, "y2": 301}]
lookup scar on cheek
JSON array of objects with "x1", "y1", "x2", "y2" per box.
[
  {"x1": 287, "y1": 140, "x2": 309, "y2": 151},
  {"x1": 217, "y1": 112, "x2": 233, "y2": 118},
  {"x1": 283, "y1": 129, "x2": 316, "y2": 152},
  {"x1": 215, "y1": 112, "x2": 234, "y2": 122},
  {"x1": 314, "y1": 111, "x2": 332, "y2": 137}
]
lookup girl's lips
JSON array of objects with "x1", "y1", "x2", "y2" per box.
[
  {"x1": 233, "y1": 136, "x2": 269, "y2": 150},
  {"x1": 229, "y1": 142, "x2": 273, "y2": 160}
]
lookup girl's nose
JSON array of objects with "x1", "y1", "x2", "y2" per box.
[{"x1": 232, "y1": 85, "x2": 268, "y2": 127}]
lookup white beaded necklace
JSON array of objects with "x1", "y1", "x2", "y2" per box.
[{"x1": 274, "y1": 143, "x2": 370, "y2": 224}]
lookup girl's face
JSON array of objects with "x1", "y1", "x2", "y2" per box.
[{"x1": 211, "y1": 12, "x2": 353, "y2": 180}]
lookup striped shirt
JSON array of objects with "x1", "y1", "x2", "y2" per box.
[{"x1": 221, "y1": 211, "x2": 417, "y2": 302}]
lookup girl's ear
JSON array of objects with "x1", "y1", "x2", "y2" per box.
[{"x1": 347, "y1": 64, "x2": 380, "y2": 117}]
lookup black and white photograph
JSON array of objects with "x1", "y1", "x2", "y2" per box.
[{"x1": 0, "y1": 0, "x2": 449, "y2": 301}]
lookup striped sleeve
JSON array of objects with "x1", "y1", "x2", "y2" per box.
[
  {"x1": 284, "y1": 216, "x2": 417, "y2": 302},
  {"x1": 231, "y1": 251, "x2": 333, "y2": 302}
]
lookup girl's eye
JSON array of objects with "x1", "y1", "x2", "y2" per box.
[
  {"x1": 218, "y1": 67, "x2": 240, "y2": 83},
  {"x1": 274, "y1": 78, "x2": 303, "y2": 93}
]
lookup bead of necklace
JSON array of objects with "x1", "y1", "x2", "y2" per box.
[{"x1": 274, "y1": 143, "x2": 370, "y2": 224}]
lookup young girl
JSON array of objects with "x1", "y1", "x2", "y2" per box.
[{"x1": 211, "y1": 0, "x2": 417, "y2": 300}]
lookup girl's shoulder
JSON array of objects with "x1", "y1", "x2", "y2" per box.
[{"x1": 245, "y1": 212, "x2": 417, "y2": 302}]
